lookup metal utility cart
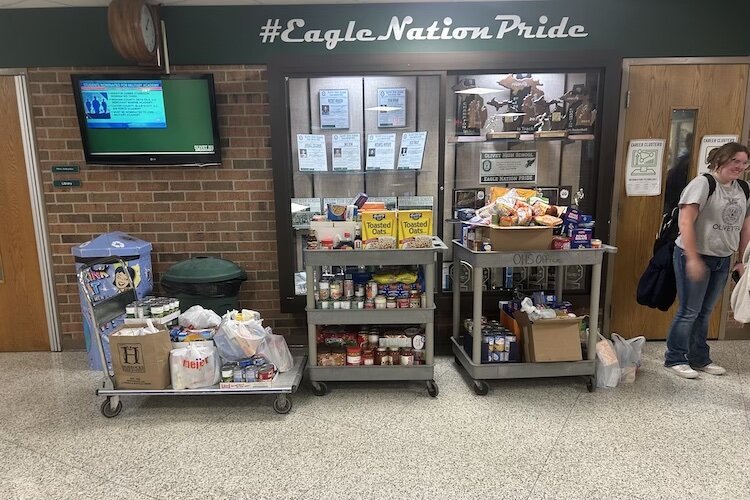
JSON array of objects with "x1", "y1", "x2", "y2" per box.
[
  {"x1": 451, "y1": 240, "x2": 617, "y2": 395},
  {"x1": 304, "y1": 237, "x2": 447, "y2": 397},
  {"x1": 79, "y1": 257, "x2": 306, "y2": 417}
]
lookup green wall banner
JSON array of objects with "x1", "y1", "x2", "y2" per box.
[{"x1": 0, "y1": 0, "x2": 748, "y2": 67}]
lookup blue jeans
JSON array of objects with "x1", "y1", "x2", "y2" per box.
[{"x1": 665, "y1": 246, "x2": 730, "y2": 367}]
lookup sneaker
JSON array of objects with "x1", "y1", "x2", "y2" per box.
[
  {"x1": 667, "y1": 364, "x2": 700, "y2": 379},
  {"x1": 695, "y1": 363, "x2": 726, "y2": 376}
]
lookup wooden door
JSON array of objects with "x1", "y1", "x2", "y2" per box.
[
  {"x1": 612, "y1": 64, "x2": 749, "y2": 340},
  {"x1": 0, "y1": 75, "x2": 49, "y2": 351}
]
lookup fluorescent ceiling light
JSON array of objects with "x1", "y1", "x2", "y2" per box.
[
  {"x1": 365, "y1": 106, "x2": 403, "y2": 111},
  {"x1": 495, "y1": 112, "x2": 526, "y2": 117},
  {"x1": 454, "y1": 87, "x2": 498, "y2": 95}
]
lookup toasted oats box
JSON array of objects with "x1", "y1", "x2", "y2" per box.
[
  {"x1": 398, "y1": 210, "x2": 433, "y2": 249},
  {"x1": 361, "y1": 211, "x2": 397, "y2": 249}
]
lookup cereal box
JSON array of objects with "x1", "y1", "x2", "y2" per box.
[
  {"x1": 398, "y1": 210, "x2": 433, "y2": 249},
  {"x1": 361, "y1": 211, "x2": 397, "y2": 249}
]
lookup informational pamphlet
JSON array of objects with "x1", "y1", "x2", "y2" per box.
[
  {"x1": 296, "y1": 134, "x2": 328, "y2": 172},
  {"x1": 397, "y1": 131, "x2": 427, "y2": 170},
  {"x1": 366, "y1": 133, "x2": 396, "y2": 171},
  {"x1": 331, "y1": 133, "x2": 361, "y2": 171},
  {"x1": 319, "y1": 89, "x2": 349, "y2": 129},
  {"x1": 377, "y1": 87, "x2": 406, "y2": 128},
  {"x1": 625, "y1": 139, "x2": 665, "y2": 196}
]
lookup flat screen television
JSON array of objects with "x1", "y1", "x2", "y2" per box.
[{"x1": 71, "y1": 74, "x2": 221, "y2": 166}]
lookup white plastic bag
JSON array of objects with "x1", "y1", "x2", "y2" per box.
[
  {"x1": 731, "y1": 244, "x2": 750, "y2": 322},
  {"x1": 595, "y1": 333, "x2": 620, "y2": 389},
  {"x1": 170, "y1": 343, "x2": 220, "y2": 390},
  {"x1": 257, "y1": 332, "x2": 294, "y2": 372},
  {"x1": 213, "y1": 310, "x2": 267, "y2": 361},
  {"x1": 178, "y1": 305, "x2": 222, "y2": 329},
  {"x1": 611, "y1": 333, "x2": 646, "y2": 384}
]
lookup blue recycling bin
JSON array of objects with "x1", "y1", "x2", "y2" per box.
[{"x1": 72, "y1": 232, "x2": 153, "y2": 370}]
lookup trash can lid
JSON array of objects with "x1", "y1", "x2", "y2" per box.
[
  {"x1": 163, "y1": 256, "x2": 247, "y2": 283},
  {"x1": 71, "y1": 231, "x2": 152, "y2": 258}
]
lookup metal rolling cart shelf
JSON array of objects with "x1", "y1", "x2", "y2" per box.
[
  {"x1": 304, "y1": 237, "x2": 447, "y2": 397},
  {"x1": 451, "y1": 240, "x2": 617, "y2": 395},
  {"x1": 79, "y1": 257, "x2": 306, "y2": 417}
]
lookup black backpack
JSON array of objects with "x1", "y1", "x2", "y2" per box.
[
  {"x1": 653, "y1": 173, "x2": 749, "y2": 253},
  {"x1": 638, "y1": 174, "x2": 750, "y2": 311}
]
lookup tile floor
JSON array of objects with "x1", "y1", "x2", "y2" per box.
[{"x1": 1, "y1": 341, "x2": 750, "y2": 499}]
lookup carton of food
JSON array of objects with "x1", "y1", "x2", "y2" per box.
[
  {"x1": 398, "y1": 210, "x2": 433, "y2": 249},
  {"x1": 361, "y1": 211, "x2": 397, "y2": 249}
]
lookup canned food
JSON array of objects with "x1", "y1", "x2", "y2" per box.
[
  {"x1": 319, "y1": 281, "x2": 330, "y2": 300},
  {"x1": 340, "y1": 299, "x2": 351, "y2": 310},
  {"x1": 355, "y1": 298, "x2": 364, "y2": 309},
  {"x1": 330, "y1": 281, "x2": 342, "y2": 300},
  {"x1": 400, "y1": 348, "x2": 414, "y2": 365},
  {"x1": 333, "y1": 300, "x2": 341, "y2": 310},
  {"x1": 221, "y1": 363, "x2": 235, "y2": 382},
  {"x1": 386, "y1": 297, "x2": 397, "y2": 309},
  {"x1": 367, "y1": 280, "x2": 378, "y2": 300},
  {"x1": 364, "y1": 299, "x2": 375, "y2": 309},
  {"x1": 355, "y1": 283, "x2": 366, "y2": 297},
  {"x1": 257, "y1": 364, "x2": 275, "y2": 381},
  {"x1": 397, "y1": 298, "x2": 410, "y2": 309},
  {"x1": 344, "y1": 277, "x2": 354, "y2": 298},
  {"x1": 319, "y1": 300, "x2": 330, "y2": 309},
  {"x1": 233, "y1": 366, "x2": 244, "y2": 383},
  {"x1": 243, "y1": 366, "x2": 258, "y2": 382}
]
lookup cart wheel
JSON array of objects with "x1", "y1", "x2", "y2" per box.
[
  {"x1": 273, "y1": 395, "x2": 293, "y2": 414},
  {"x1": 311, "y1": 382, "x2": 328, "y2": 397},
  {"x1": 473, "y1": 381, "x2": 490, "y2": 396},
  {"x1": 100, "y1": 398, "x2": 122, "y2": 418},
  {"x1": 427, "y1": 380, "x2": 439, "y2": 398},
  {"x1": 586, "y1": 377, "x2": 595, "y2": 393}
]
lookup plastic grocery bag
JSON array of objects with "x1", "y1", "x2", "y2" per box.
[
  {"x1": 213, "y1": 310, "x2": 268, "y2": 361},
  {"x1": 731, "y1": 245, "x2": 750, "y2": 322},
  {"x1": 170, "y1": 343, "x2": 220, "y2": 390},
  {"x1": 178, "y1": 305, "x2": 222, "y2": 329},
  {"x1": 595, "y1": 333, "x2": 619, "y2": 389},
  {"x1": 257, "y1": 332, "x2": 294, "y2": 372},
  {"x1": 612, "y1": 333, "x2": 646, "y2": 384}
]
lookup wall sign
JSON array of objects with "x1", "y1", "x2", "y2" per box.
[
  {"x1": 366, "y1": 133, "x2": 396, "y2": 171},
  {"x1": 331, "y1": 133, "x2": 361, "y2": 171},
  {"x1": 296, "y1": 134, "x2": 328, "y2": 171},
  {"x1": 52, "y1": 165, "x2": 79, "y2": 173},
  {"x1": 53, "y1": 180, "x2": 82, "y2": 188},
  {"x1": 697, "y1": 135, "x2": 739, "y2": 175},
  {"x1": 479, "y1": 150, "x2": 537, "y2": 183},
  {"x1": 625, "y1": 139, "x2": 665, "y2": 197},
  {"x1": 377, "y1": 87, "x2": 406, "y2": 128},
  {"x1": 397, "y1": 131, "x2": 427, "y2": 170}
]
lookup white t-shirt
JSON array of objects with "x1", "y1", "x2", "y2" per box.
[{"x1": 675, "y1": 175, "x2": 750, "y2": 257}]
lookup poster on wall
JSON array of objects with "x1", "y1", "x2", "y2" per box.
[
  {"x1": 376, "y1": 88, "x2": 406, "y2": 128},
  {"x1": 366, "y1": 133, "x2": 396, "y2": 170},
  {"x1": 319, "y1": 89, "x2": 350, "y2": 129},
  {"x1": 397, "y1": 131, "x2": 427, "y2": 170},
  {"x1": 296, "y1": 134, "x2": 328, "y2": 172},
  {"x1": 625, "y1": 139, "x2": 665, "y2": 196},
  {"x1": 697, "y1": 135, "x2": 739, "y2": 175},
  {"x1": 331, "y1": 133, "x2": 361, "y2": 171},
  {"x1": 479, "y1": 150, "x2": 537, "y2": 183}
]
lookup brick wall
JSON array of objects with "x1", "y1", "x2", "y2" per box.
[{"x1": 28, "y1": 65, "x2": 306, "y2": 349}]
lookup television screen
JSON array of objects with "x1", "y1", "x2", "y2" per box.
[{"x1": 71, "y1": 74, "x2": 221, "y2": 166}]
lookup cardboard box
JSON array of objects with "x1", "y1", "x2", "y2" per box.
[
  {"x1": 109, "y1": 322, "x2": 172, "y2": 390},
  {"x1": 478, "y1": 225, "x2": 553, "y2": 251},
  {"x1": 361, "y1": 210, "x2": 397, "y2": 249},
  {"x1": 397, "y1": 209, "x2": 433, "y2": 249},
  {"x1": 514, "y1": 311, "x2": 583, "y2": 362}
]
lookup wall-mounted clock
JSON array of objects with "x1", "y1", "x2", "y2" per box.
[{"x1": 108, "y1": 0, "x2": 160, "y2": 66}]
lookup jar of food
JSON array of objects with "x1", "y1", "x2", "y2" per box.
[
  {"x1": 414, "y1": 349, "x2": 425, "y2": 365},
  {"x1": 591, "y1": 239, "x2": 602, "y2": 249},
  {"x1": 319, "y1": 281, "x2": 330, "y2": 300},
  {"x1": 332, "y1": 300, "x2": 341, "y2": 310},
  {"x1": 355, "y1": 298, "x2": 364, "y2": 310},
  {"x1": 346, "y1": 346, "x2": 362, "y2": 366},
  {"x1": 374, "y1": 295, "x2": 387, "y2": 309},
  {"x1": 364, "y1": 299, "x2": 375, "y2": 309},
  {"x1": 319, "y1": 300, "x2": 330, "y2": 309},
  {"x1": 374, "y1": 346, "x2": 387, "y2": 365},
  {"x1": 368, "y1": 333, "x2": 380, "y2": 346},
  {"x1": 320, "y1": 238, "x2": 334, "y2": 250},
  {"x1": 388, "y1": 347, "x2": 400, "y2": 365},
  {"x1": 400, "y1": 348, "x2": 414, "y2": 365},
  {"x1": 306, "y1": 232, "x2": 319, "y2": 250},
  {"x1": 386, "y1": 297, "x2": 397, "y2": 309},
  {"x1": 330, "y1": 281, "x2": 342, "y2": 300},
  {"x1": 344, "y1": 276, "x2": 354, "y2": 298},
  {"x1": 355, "y1": 283, "x2": 365, "y2": 298},
  {"x1": 397, "y1": 297, "x2": 410, "y2": 309},
  {"x1": 340, "y1": 299, "x2": 351, "y2": 310},
  {"x1": 367, "y1": 280, "x2": 378, "y2": 299},
  {"x1": 362, "y1": 347, "x2": 375, "y2": 365},
  {"x1": 221, "y1": 363, "x2": 234, "y2": 382},
  {"x1": 409, "y1": 290, "x2": 421, "y2": 309}
]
